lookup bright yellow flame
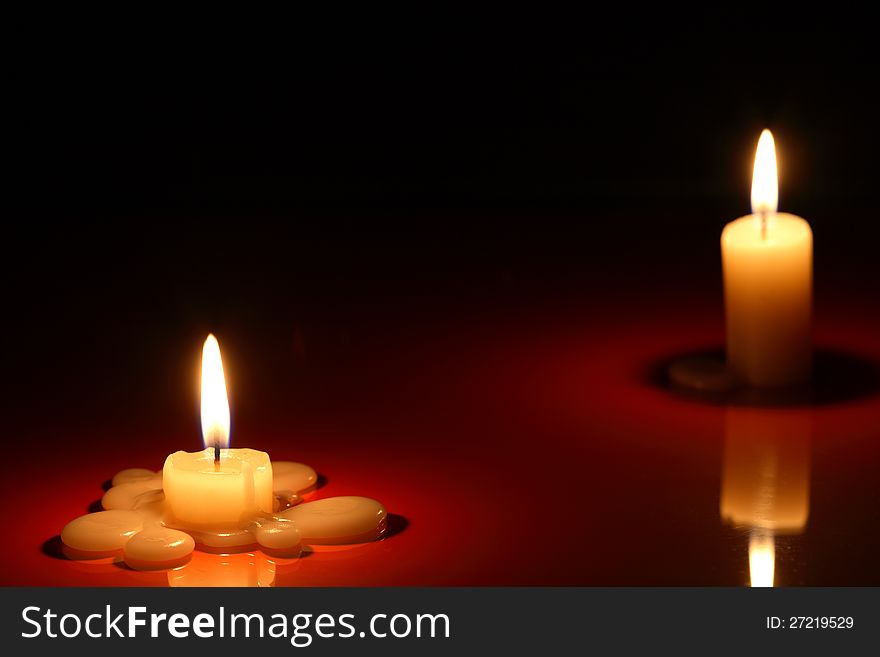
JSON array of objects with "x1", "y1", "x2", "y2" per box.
[
  {"x1": 751, "y1": 129, "x2": 778, "y2": 215},
  {"x1": 749, "y1": 531, "x2": 775, "y2": 587},
  {"x1": 200, "y1": 334, "x2": 230, "y2": 450}
]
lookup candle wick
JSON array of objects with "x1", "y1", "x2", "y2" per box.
[
  {"x1": 760, "y1": 211, "x2": 768, "y2": 240},
  {"x1": 214, "y1": 440, "x2": 220, "y2": 467}
]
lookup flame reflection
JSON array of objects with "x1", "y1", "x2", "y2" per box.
[{"x1": 748, "y1": 531, "x2": 775, "y2": 587}]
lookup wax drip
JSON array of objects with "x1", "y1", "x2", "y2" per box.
[{"x1": 125, "y1": 489, "x2": 308, "y2": 554}]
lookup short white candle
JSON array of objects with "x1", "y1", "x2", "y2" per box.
[
  {"x1": 163, "y1": 447, "x2": 274, "y2": 528},
  {"x1": 60, "y1": 333, "x2": 389, "y2": 572},
  {"x1": 162, "y1": 335, "x2": 273, "y2": 528}
]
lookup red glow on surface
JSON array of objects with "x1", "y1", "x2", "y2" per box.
[{"x1": 3, "y1": 291, "x2": 880, "y2": 586}]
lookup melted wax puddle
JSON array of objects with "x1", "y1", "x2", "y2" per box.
[{"x1": 60, "y1": 462, "x2": 387, "y2": 579}]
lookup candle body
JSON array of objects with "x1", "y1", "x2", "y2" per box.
[
  {"x1": 163, "y1": 447, "x2": 273, "y2": 528},
  {"x1": 721, "y1": 212, "x2": 812, "y2": 387}
]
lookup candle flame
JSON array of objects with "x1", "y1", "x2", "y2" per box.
[
  {"x1": 748, "y1": 530, "x2": 775, "y2": 587},
  {"x1": 750, "y1": 129, "x2": 778, "y2": 215},
  {"x1": 200, "y1": 334, "x2": 230, "y2": 450}
]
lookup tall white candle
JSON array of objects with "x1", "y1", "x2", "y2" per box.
[{"x1": 721, "y1": 130, "x2": 812, "y2": 387}]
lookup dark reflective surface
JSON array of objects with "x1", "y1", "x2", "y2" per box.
[{"x1": 3, "y1": 264, "x2": 878, "y2": 585}]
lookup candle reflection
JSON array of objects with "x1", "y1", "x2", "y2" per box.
[
  {"x1": 720, "y1": 408, "x2": 811, "y2": 587},
  {"x1": 168, "y1": 550, "x2": 277, "y2": 587}
]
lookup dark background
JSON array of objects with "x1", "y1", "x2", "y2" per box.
[{"x1": 4, "y1": 24, "x2": 878, "y2": 434}]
